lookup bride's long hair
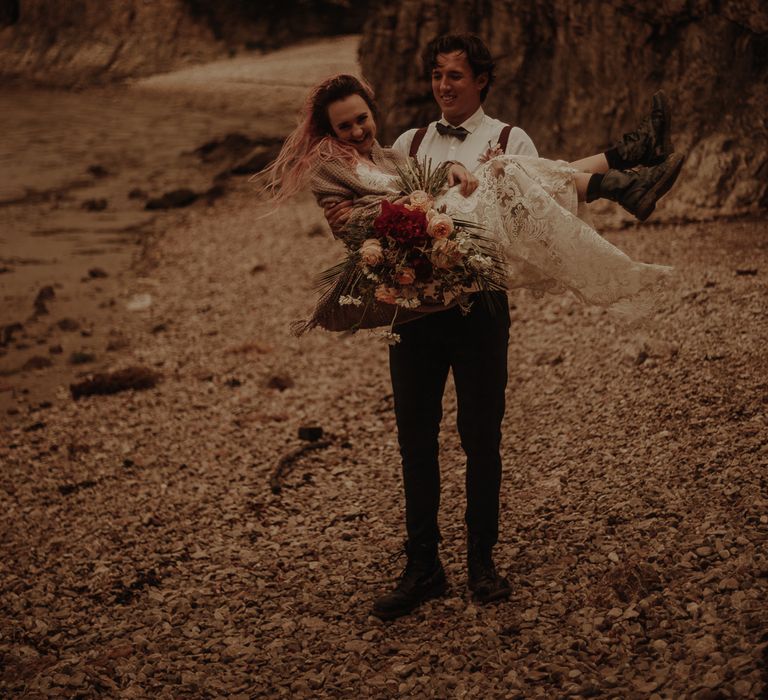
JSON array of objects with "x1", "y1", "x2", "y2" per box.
[{"x1": 262, "y1": 74, "x2": 380, "y2": 201}]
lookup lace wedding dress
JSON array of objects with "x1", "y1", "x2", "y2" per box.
[{"x1": 357, "y1": 156, "x2": 672, "y2": 323}]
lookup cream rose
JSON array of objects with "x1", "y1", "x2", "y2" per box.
[
  {"x1": 426, "y1": 212, "x2": 454, "y2": 239},
  {"x1": 430, "y1": 238, "x2": 462, "y2": 269},
  {"x1": 406, "y1": 190, "x2": 434, "y2": 212},
  {"x1": 359, "y1": 238, "x2": 383, "y2": 266}
]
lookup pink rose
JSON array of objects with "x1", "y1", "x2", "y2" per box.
[
  {"x1": 396, "y1": 267, "x2": 416, "y2": 285},
  {"x1": 426, "y1": 213, "x2": 454, "y2": 239},
  {"x1": 375, "y1": 285, "x2": 398, "y2": 304},
  {"x1": 359, "y1": 238, "x2": 383, "y2": 265},
  {"x1": 430, "y1": 238, "x2": 462, "y2": 269}
]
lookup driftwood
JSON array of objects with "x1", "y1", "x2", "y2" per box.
[{"x1": 269, "y1": 439, "x2": 333, "y2": 494}]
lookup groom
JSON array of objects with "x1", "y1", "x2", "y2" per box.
[
  {"x1": 378, "y1": 34, "x2": 531, "y2": 617},
  {"x1": 325, "y1": 34, "x2": 531, "y2": 619},
  {"x1": 325, "y1": 33, "x2": 672, "y2": 620}
]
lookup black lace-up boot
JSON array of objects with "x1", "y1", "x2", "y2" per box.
[
  {"x1": 372, "y1": 542, "x2": 447, "y2": 620},
  {"x1": 587, "y1": 152, "x2": 684, "y2": 221},
  {"x1": 605, "y1": 90, "x2": 673, "y2": 169},
  {"x1": 467, "y1": 537, "x2": 511, "y2": 603}
]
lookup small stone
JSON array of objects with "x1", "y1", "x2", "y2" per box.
[
  {"x1": 1, "y1": 322, "x2": 24, "y2": 346},
  {"x1": 633, "y1": 679, "x2": 658, "y2": 693},
  {"x1": 126, "y1": 294, "x2": 152, "y2": 311},
  {"x1": 34, "y1": 285, "x2": 55, "y2": 314},
  {"x1": 82, "y1": 198, "x2": 108, "y2": 211},
  {"x1": 392, "y1": 662, "x2": 416, "y2": 678},
  {"x1": 686, "y1": 633, "x2": 717, "y2": 658},
  {"x1": 145, "y1": 188, "x2": 198, "y2": 210},
  {"x1": 267, "y1": 375, "x2": 294, "y2": 391},
  {"x1": 57, "y1": 318, "x2": 80, "y2": 332},
  {"x1": 69, "y1": 351, "x2": 96, "y2": 365},
  {"x1": 87, "y1": 164, "x2": 109, "y2": 178},
  {"x1": 22, "y1": 355, "x2": 53, "y2": 371},
  {"x1": 298, "y1": 425, "x2": 323, "y2": 441},
  {"x1": 701, "y1": 667, "x2": 724, "y2": 688},
  {"x1": 733, "y1": 680, "x2": 752, "y2": 696},
  {"x1": 88, "y1": 267, "x2": 108, "y2": 278},
  {"x1": 344, "y1": 640, "x2": 367, "y2": 654},
  {"x1": 696, "y1": 546, "x2": 713, "y2": 557}
]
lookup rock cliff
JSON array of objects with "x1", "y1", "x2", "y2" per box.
[
  {"x1": 360, "y1": 0, "x2": 768, "y2": 220},
  {"x1": 0, "y1": 0, "x2": 369, "y2": 87}
]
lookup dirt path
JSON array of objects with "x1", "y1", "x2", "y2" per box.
[{"x1": 2, "y1": 36, "x2": 767, "y2": 699}]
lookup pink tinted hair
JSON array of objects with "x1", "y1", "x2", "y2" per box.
[{"x1": 262, "y1": 74, "x2": 379, "y2": 201}]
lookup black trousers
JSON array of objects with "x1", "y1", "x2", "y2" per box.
[{"x1": 388, "y1": 292, "x2": 510, "y2": 550}]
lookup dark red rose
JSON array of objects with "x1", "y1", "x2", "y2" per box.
[{"x1": 373, "y1": 200, "x2": 428, "y2": 245}]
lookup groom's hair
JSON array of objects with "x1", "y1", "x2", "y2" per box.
[{"x1": 422, "y1": 33, "x2": 496, "y2": 101}]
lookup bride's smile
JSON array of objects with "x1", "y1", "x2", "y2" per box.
[{"x1": 327, "y1": 93, "x2": 377, "y2": 159}]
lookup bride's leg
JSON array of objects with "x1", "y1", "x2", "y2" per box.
[
  {"x1": 570, "y1": 154, "x2": 609, "y2": 175},
  {"x1": 574, "y1": 172, "x2": 592, "y2": 201}
]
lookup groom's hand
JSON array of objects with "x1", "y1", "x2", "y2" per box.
[
  {"x1": 323, "y1": 200, "x2": 353, "y2": 235},
  {"x1": 447, "y1": 163, "x2": 478, "y2": 197}
]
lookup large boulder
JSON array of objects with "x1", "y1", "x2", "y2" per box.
[{"x1": 360, "y1": 0, "x2": 768, "y2": 220}]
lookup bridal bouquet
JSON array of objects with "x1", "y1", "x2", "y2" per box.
[{"x1": 318, "y1": 158, "x2": 505, "y2": 342}]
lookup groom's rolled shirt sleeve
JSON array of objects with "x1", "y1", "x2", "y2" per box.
[{"x1": 505, "y1": 126, "x2": 538, "y2": 158}]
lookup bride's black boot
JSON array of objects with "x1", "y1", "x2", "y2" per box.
[
  {"x1": 372, "y1": 541, "x2": 447, "y2": 620},
  {"x1": 605, "y1": 90, "x2": 673, "y2": 169},
  {"x1": 587, "y1": 152, "x2": 684, "y2": 221}
]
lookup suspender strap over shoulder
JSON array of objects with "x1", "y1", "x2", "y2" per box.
[
  {"x1": 498, "y1": 124, "x2": 512, "y2": 152},
  {"x1": 409, "y1": 127, "x2": 428, "y2": 158}
]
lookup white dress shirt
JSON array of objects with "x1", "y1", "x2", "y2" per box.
[{"x1": 391, "y1": 106, "x2": 538, "y2": 171}]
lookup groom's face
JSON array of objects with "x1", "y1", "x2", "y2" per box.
[{"x1": 431, "y1": 51, "x2": 488, "y2": 126}]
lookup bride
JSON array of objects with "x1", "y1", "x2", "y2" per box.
[{"x1": 263, "y1": 74, "x2": 682, "y2": 332}]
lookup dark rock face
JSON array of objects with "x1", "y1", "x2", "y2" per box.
[{"x1": 360, "y1": 0, "x2": 768, "y2": 219}]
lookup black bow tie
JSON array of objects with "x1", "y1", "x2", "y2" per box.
[{"x1": 435, "y1": 122, "x2": 469, "y2": 141}]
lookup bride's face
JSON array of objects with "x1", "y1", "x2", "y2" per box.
[{"x1": 327, "y1": 94, "x2": 377, "y2": 158}]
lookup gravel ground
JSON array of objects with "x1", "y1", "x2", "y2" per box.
[{"x1": 1, "y1": 183, "x2": 766, "y2": 698}]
